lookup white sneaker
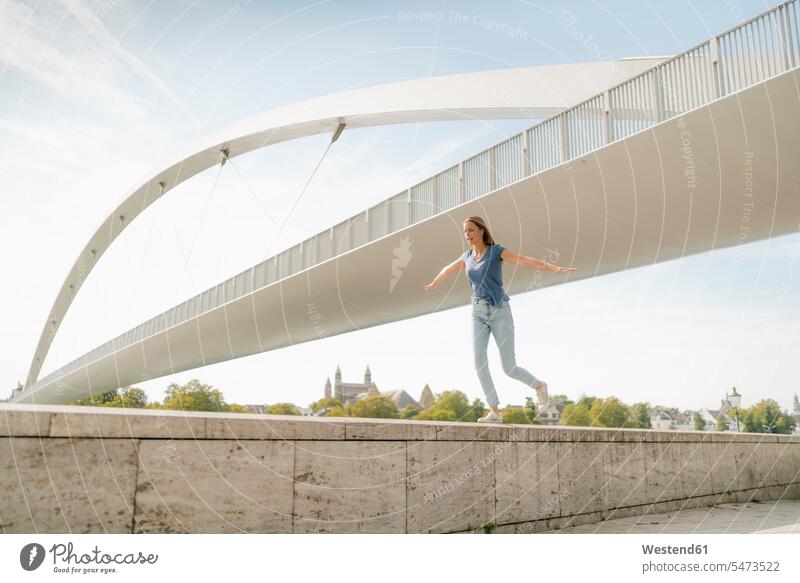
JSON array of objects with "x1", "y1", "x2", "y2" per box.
[
  {"x1": 534, "y1": 380, "x2": 549, "y2": 410},
  {"x1": 477, "y1": 409, "x2": 502, "y2": 424}
]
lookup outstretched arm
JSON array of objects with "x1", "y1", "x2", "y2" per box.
[
  {"x1": 501, "y1": 248, "x2": 577, "y2": 273},
  {"x1": 424, "y1": 257, "x2": 465, "y2": 290}
]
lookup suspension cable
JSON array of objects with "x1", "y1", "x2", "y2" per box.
[
  {"x1": 260, "y1": 122, "x2": 346, "y2": 262},
  {"x1": 227, "y1": 158, "x2": 280, "y2": 227},
  {"x1": 176, "y1": 155, "x2": 226, "y2": 290}
]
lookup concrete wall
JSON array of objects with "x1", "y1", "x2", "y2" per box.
[{"x1": 2, "y1": 404, "x2": 799, "y2": 534}]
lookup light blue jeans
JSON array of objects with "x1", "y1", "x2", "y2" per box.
[{"x1": 471, "y1": 297, "x2": 539, "y2": 408}]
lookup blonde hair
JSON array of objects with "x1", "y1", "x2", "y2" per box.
[{"x1": 463, "y1": 216, "x2": 496, "y2": 245}]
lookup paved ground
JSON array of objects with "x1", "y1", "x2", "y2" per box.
[{"x1": 545, "y1": 500, "x2": 800, "y2": 534}]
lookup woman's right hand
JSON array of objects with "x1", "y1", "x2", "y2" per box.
[{"x1": 424, "y1": 280, "x2": 439, "y2": 291}]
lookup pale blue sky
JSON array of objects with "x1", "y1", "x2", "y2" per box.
[{"x1": 1, "y1": 0, "x2": 797, "y2": 413}]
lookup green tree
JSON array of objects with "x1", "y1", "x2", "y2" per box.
[
  {"x1": 316, "y1": 403, "x2": 348, "y2": 417},
  {"x1": 548, "y1": 394, "x2": 573, "y2": 409},
  {"x1": 693, "y1": 411, "x2": 705, "y2": 431},
  {"x1": 715, "y1": 414, "x2": 729, "y2": 432},
  {"x1": 310, "y1": 397, "x2": 344, "y2": 413},
  {"x1": 349, "y1": 396, "x2": 400, "y2": 419},
  {"x1": 414, "y1": 390, "x2": 482, "y2": 422},
  {"x1": 589, "y1": 397, "x2": 629, "y2": 428},
  {"x1": 71, "y1": 389, "x2": 116, "y2": 407},
  {"x1": 162, "y1": 379, "x2": 227, "y2": 412},
  {"x1": 400, "y1": 403, "x2": 422, "y2": 419},
  {"x1": 72, "y1": 386, "x2": 148, "y2": 408},
  {"x1": 523, "y1": 396, "x2": 541, "y2": 424},
  {"x1": 467, "y1": 398, "x2": 487, "y2": 423},
  {"x1": 740, "y1": 399, "x2": 796, "y2": 434},
  {"x1": 625, "y1": 402, "x2": 652, "y2": 429},
  {"x1": 560, "y1": 401, "x2": 591, "y2": 426},
  {"x1": 501, "y1": 406, "x2": 530, "y2": 424},
  {"x1": 224, "y1": 403, "x2": 251, "y2": 413},
  {"x1": 265, "y1": 403, "x2": 302, "y2": 415},
  {"x1": 413, "y1": 407, "x2": 457, "y2": 421}
]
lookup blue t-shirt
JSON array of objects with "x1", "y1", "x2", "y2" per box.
[{"x1": 463, "y1": 243, "x2": 510, "y2": 307}]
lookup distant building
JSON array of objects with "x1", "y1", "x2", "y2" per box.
[
  {"x1": 673, "y1": 410, "x2": 695, "y2": 431},
  {"x1": 419, "y1": 384, "x2": 434, "y2": 409},
  {"x1": 697, "y1": 409, "x2": 720, "y2": 431},
  {"x1": 537, "y1": 401, "x2": 563, "y2": 426},
  {"x1": 717, "y1": 390, "x2": 743, "y2": 431},
  {"x1": 649, "y1": 409, "x2": 676, "y2": 430},
  {"x1": 322, "y1": 365, "x2": 432, "y2": 412}
]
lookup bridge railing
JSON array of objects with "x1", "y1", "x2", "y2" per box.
[{"x1": 30, "y1": 0, "x2": 800, "y2": 394}]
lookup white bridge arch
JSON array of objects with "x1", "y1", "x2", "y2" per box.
[{"x1": 23, "y1": 58, "x2": 664, "y2": 390}]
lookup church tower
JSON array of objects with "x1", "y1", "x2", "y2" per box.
[
  {"x1": 324, "y1": 377, "x2": 331, "y2": 400},
  {"x1": 364, "y1": 364, "x2": 371, "y2": 386},
  {"x1": 793, "y1": 394, "x2": 800, "y2": 416},
  {"x1": 420, "y1": 383, "x2": 434, "y2": 409},
  {"x1": 334, "y1": 364, "x2": 342, "y2": 402}
]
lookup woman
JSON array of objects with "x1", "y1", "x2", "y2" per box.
[{"x1": 423, "y1": 216, "x2": 577, "y2": 423}]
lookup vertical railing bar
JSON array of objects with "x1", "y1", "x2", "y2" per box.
[
  {"x1": 747, "y1": 21, "x2": 761, "y2": 82},
  {"x1": 721, "y1": 35, "x2": 731, "y2": 96},
  {"x1": 637, "y1": 77, "x2": 643, "y2": 130},
  {"x1": 734, "y1": 27, "x2": 744, "y2": 90},
  {"x1": 790, "y1": 0, "x2": 796, "y2": 58},
  {"x1": 652, "y1": 69, "x2": 660, "y2": 125},
  {"x1": 735, "y1": 26, "x2": 745, "y2": 86},
  {"x1": 620, "y1": 83, "x2": 627, "y2": 137},
  {"x1": 721, "y1": 34, "x2": 730, "y2": 96},
  {"x1": 742, "y1": 25, "x2": 754, "y2": 86},
  {"x1": 769, "y1": 11, "x2": 779, "y2": 77},
  {"x1": 695, "y1": 47, "x2": 706, "y2": 107},
  {"x1": 744, "y1": 24, "x2": 755, "y2": 84},
  {"x1": 728, "y1": 31, "x2": 739, "y2": 93},
  {"x1": 786, "y1": 2, "x2": 793, "y2": 63},
  {"x1": 710, "y1": 35, "x2": 722, "y2": 99},
  {"x1": 458, "y1": 161, "x2": 465, "y2": 204},
  {"x1": 689, "y1": 50, "x2": 698, "y2": 110},
  {"x1": 761, "y1": 14, "x2": 772, "y2": 77},
  {"x1": 751, "y1": 20, "x2": 762, "y2": 80},
  {"x1": 789, "y1": 1, "x2": 796, "y2": 61},
  {"x1": 673, "y1": 60, "x2": 682, "y2": 114},
  {"x1": 681, "y1": 53, "x2": 691, "y2": 111},
  {"x1": 653, "y1": 66, "x2": 664, "y2": 123},
  {"x1": 699, "y1": 44, "x2": 709, "y2": 104},
  {"x1": 728, "y1": 32, "x2": 738, "y2": 95},
  {"x1": 682, "y1": 52, "x2": 692, "y2": 110},
  {"x1": 693, "y1": 47, "x2": 702, "y2": 108},
  {"x1": 627, "y1": 81, "x2": 633, "y2": 135},
  {"x1": 695, "y1": 47, "x2": 704, "y2": 105},
  {"x1": 777, "y1": 4, "x2": 789, "y2": 71},
  {"x1": 760, "y1": 13, "x2": 771, "y2": 78}
]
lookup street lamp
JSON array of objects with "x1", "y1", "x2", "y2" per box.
[{"x1": 729, "y1": 386, "x2": 742, "y2": 432}]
